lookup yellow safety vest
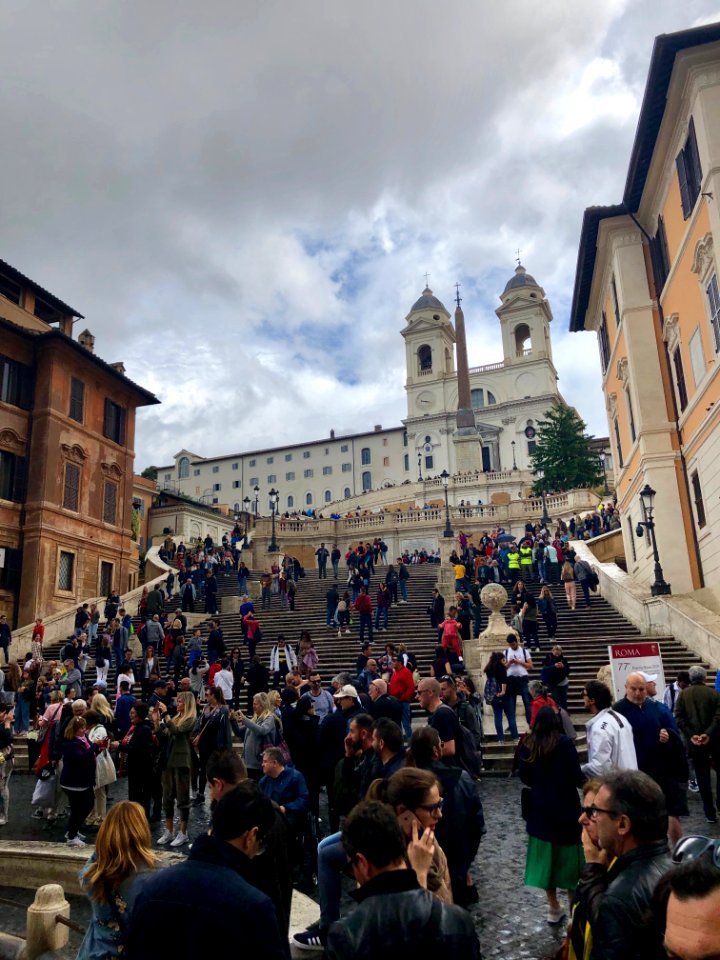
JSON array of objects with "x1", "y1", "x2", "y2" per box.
[
  {"x1": 507, "y1": 551, "x2": 520, "y2": 569},
  {"x1": 519, "y1": 546, "x2": 533, "y2": 566}
]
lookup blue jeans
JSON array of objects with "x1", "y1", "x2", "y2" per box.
[
  {"x1": 14, "y1": 696, "x2": 29, "y2": 733},
  {"x1": 579, "y1": 579, "x2": 591, "y2": 606},
  {"x1": 399, "y1": 580, "x2": 408, "y2": 601},
  {"x1": 492, "y1": 696, "x2": 519, "y2": 740},
  {"x1": 374, "y1": 607, "x2": 388, "y2": 630},
  {"x1": 237, "y1": 577, "x2": 247, "y2": 595},
  {"x1": 331, "y1": 560, "x2": 339, "y2": 578},
  {"x1": 401, "y1": 701, "x2": 412, "y2": 740},
  {"x1": 326, "y1": 604, "x2": 336, "y2": 626},
  {"x1": 509, "y1": 675, "x2": 531, "y2": 725},
  {"x1": 318, "y1": 832, "x2": 348, "y2": 928},
  {"x1": 359, "y1": 613, "x2": 373, "y2": 643}
]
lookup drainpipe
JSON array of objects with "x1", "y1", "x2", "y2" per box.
[{"x1": 626, "y1": 208, "x2": 705, "y2": 588}]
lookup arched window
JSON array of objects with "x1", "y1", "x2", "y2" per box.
[
  {"x1": 306, "y1": 492, "x2": 313, "y2": 506},
  {"x1": 233, "y1": 502, "x2": 240, "y2": 513},
  {"x1": 287, "y1": 495, "x2": 294, "y2": 509},
  {"x1": 324, "y1": 490, "x2": 332, "y2": 503},
  {"x1": 418, "y1": 344, "x2": 432, "y2": 372},
  {"x1": 487, "y1": 391, "x2": 496, "y2": 405},
  {"x1": 361, "y1": 447, "x2": 371, "y2": 465},
  {"x1": 471, "y1": 389, "x2": 484, "y2": 409},
  {"x1": 515, "y1": 323, "x2": 531, "y2": 356},
  {"x1": 178, "y1": 456, "x2": 190, "y2": 479},
  {"x1": 362, "y1": 471, "x2": 372, "y2": 491},
  {"x1": 344, "y1": 487, "x2": 351, "y2": 498}
]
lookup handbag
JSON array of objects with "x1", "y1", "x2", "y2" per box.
[
  {"x1": 272, "y1": 717, "x2": 293, "y2": 767},
  {"x1": 95, "y1": 749, "x2": 117, "y2": 789},
  {"x1": 32, "y1": 770, "x2": 56, "y2": 807}
]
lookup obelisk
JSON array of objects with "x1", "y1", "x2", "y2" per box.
[{"x1": 452, "y1": 285, "x2": 484, "y2": 472}]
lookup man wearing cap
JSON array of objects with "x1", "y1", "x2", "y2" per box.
[
  {"x1": 368, "y1": 678, "x2": 403, "y2": 727},
  {"x1": 676, "y1": 665, "x2": 720, "y2": 824}
]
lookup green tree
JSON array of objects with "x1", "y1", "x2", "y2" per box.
[
  {"x1": 529, "y1": 402, "x2": 602, "y2": 494},
  {"x1": 141, "y1": 465, "x2": 158, "y2": 481}
]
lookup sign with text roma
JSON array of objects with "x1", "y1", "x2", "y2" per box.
[{"x1": 607, "y1": 641, "x2": 666, "y2": 701}]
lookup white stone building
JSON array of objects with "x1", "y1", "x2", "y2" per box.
[{"x1": 157, "y1": 265, "x2": 564, "y2": 513}]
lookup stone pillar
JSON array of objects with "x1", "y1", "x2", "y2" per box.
[
  {"x1": 453, "y1": 301, "x2": 483, "y2": 474},
  {"x1": 25, "y1": 884, "x2": 70, "y2": 959},
  {"x1": 462, "y1": 584, "x2": 518, "y2": 733},
  {"x1": 437, "y1": 536, "x2": 456, "y2": 600}
]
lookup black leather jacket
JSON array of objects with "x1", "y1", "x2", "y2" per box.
[
  {"x1": 325, "y1": 869, "x2": 479, "y2": 960},
  {"x1": 590, "y1": 839, "x2": 671, "y2": 960}
]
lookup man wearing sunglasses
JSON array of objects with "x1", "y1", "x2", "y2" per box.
[
  {"x1": 663, "y1": 840, "x2": 720, "y2": 960},
  {"x1": 580, "y1": 770, "x2": 671, "y2": 960}
]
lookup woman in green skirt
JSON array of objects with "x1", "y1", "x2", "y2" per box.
[{"x1": 519, "y1": 705, "x2": 586, "y2": 924}]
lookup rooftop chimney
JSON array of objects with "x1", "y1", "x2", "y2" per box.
[
  {"x1": 330, "y1": 429, "x2": 335, "y2": 439},
  {"x1": 109, "y1": 361, "x2": 126, "y2": 375},
  {"x1": 374, "y1": 424, "x2": 382, "y2": 432},
  {"x1": 78, "y1": 329, "x2": 95, "y2": 353}
]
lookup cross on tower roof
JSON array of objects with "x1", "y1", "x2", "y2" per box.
[
  {"x1": 423, "y1": 271, "x2": 430, "y2": 288},
  {"x1": 515, "y1": 248, "x2": 522, "y2": 266},
  {"x1": 454, "y1": 282, "x2": 462, "y2": 307}
]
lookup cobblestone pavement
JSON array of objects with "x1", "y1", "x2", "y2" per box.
[{"x1": 1, "y1": 772, "x2": 718, "y2": 958}]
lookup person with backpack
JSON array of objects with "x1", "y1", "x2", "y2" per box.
[
  {"x1": 573, "y1": 557, "x2": 595, "y2": 608},
  {"x1": 439, "y1": 674, "x2": 482, "y2": 754},
  {"x1": 504, "y1": 634, "x2": 533, "y2": 726},
  {"x1": 416, "y1": 678, "x2": 480, "y2": 778}
]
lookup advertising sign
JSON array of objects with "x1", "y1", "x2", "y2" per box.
[{"x1": 608, "y1": 641, "x2": 666, "y2": 700}]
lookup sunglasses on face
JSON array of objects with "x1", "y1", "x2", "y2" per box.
[
  {"x1": 416, "y1": 799, "x2": 444, "y2": 814},
  {"x1": 672, "y1": 835, "x2": 720, "y2": 867},
  {"x1": 581, "y1": 805, "x2": 618, "y2": 820}
]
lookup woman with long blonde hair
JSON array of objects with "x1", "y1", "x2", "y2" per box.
[
  {"x1": 153, "y1": 691, "x2": 197, "y2": 848},
  {"x1": 234, "y1": 691, "x2": 277, "y2": 781},
  {"x1": 90, "y1": 693, "x2": 115, "y2": 732},
  {"x1": 78, "y1": 800, "x2": 157, "y2": 960}
]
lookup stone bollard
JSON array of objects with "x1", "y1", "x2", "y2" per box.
[
  {"x1": 463, "y1": 583, "x2": 519, "y2": 732},
  {"x1": 25, "y1": 884, "x2": 70, "y2": 960}
]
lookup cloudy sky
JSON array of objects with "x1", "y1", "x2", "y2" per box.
[{"x1": 2, "y1": 1, "x2": 719, "y2": 470}]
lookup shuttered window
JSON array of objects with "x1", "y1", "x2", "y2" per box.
[
  {"x1": 598, "y1": 312, "x2": 611, "y2": 373},
  {"x1": 691, "y1": 470, "x2": 706, "y2": 529},
  {"x1": 63, "y1": 463, "x2": 80, "y2": 511},
  {"x1": 69, "y1": 378, "x2": 85, "y2": 423},
  {"x1": 58, "y1": 551, "x2": 74, "y2": 591},
  {"x1": 103, "y1": 480, "x2": 118, "y2": 524},
  {"x1": 103, "y1": 399, "x2": 125, "y2": 444},
  {"x1": 706, "y1": 274, "x2": 720, "y2": 354},
  {"x1": 676, "y1": 117, "x2": 703, "y2": 220},
  {"x1": 672, "y1": 348, "x2": 688, "y2": 412},
  {"x1": 649, "y1": 216, "x2": 671, "y2": 295}
]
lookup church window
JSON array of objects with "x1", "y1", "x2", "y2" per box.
[
  {"x1": 233, "y1": 502, "x2": 240, "y2": 513},
  {"x1": 471, "y1": 389, "x2": 484, "y2": 409},
  {"x1": 404, "y1": 454, "x2": 409, "y2": 471},
  {"x1": 418, "y1": 345, "x2": 432, "y2": 373},
  {"x1": 424, "y1": 435, "x2": 431, "y2": 444},
  {"x1": 193, "y1": 469, "x2": 200, "y2": 476},
  {"x1": 304, "y1": 469, "x2": 313, "y2": 478},
  {"x1": 425, "y1": 455, "x2": 433, "y2": 470},
  {"x1": 487, "y1": 391, "x2": 496, "y2": 405},
  {"x1": 361, "y1": 448, "x2": 371, "y2": 465},
  {"x1": 324, "y1": 490, "x2": 332, "y2": 503},
  {"x1": 341, "y1": 463, "x2": 351, "y2": 472},
  {"x1": 178, "y1": 457, "x2": 190, "y2": 479},
  {"x1": 266, "y1": 456, "x2": 274, "y2": 464},
  {"x1": 362, "y1": 471, "x2": 372, "y2": 491},
  {"x1": 527, "y1": 441, "x2": 536, "y2": 456},
  {"x1": 343, "y1": 487, "x2": 351, "y2": 498},
  {"x1": 232, "y1": 462, "x2": 239, "y2": 470},
  {"x1": 303, "y1": 451, "x2": 311, "y2": 459},
  {"x1": 341, "y1": 444, "x2": 349, "y2": 452},
  {"x1": 514, "y1": 324, "x2": 531, "y2": 356},
  {"x1": 286, "y1": 471, "x2": 295, "y2": 481},
  {"x1": 402, "y1": 432, "x2": 408, "y2": 447},
  {"x1": 285, "y1": 453, "x2": 293, "y2": 461},
  {"x1": 306, "y1": 492, "x2": 313, "y2": 505},
  {"x1": 323, "y1": 466, "x2": 332, "y2": 476},
  {"x1": 232, "y1": 481, "x2": 240, "y2": 488},
  {"x1": 267, "y1": 475, "x2": 276, "y2": 483},
  {"x1": 249, "y1": 460, "x2": 256, "y2": 467},
  {"x1": 287, "y1": 495, "x2": 294, "y2": 508},
  {"x1": 212, "y1": 466, "x2": 219, "y2": 474}
]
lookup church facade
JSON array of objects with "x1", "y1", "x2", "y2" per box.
[{"x1": 158, "y1": 265, "x2": 563, "y2": 514}]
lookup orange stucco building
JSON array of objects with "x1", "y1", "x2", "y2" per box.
[
  {"x1": 570, "y1": 23, "x2": 720, "y2": 594},
  {"x1": 0, "y1": 258, "x2": 159, "y2": 627}
]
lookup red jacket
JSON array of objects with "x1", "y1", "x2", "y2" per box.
[
  {"x1": 389, "y1": 665, "x2": 415, "y2": 703},
  {"x1": 354, "y1": 593, "x2": 372, "y2": 615}
]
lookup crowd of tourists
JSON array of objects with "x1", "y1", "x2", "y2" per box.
[{"x1": 0, "y1": 518, "x2": 718, "y2": 958}]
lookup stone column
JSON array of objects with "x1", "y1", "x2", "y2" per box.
[
  {"x1": 453, "y1": 301, "x2": 483, "y2": 474},
  {"x1": 25, "y1": 884, "x2": 70, "y2": 959}
]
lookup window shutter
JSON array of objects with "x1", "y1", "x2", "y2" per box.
[
  {"x1": 103, "y1": 481, "x2": 118, "y2": 525},
  {"x1": 686, "y1": 117, "x2": 703, "y2": 199},
  {"x1": 11, "y1": 456, "x2": 26, "y2": 502},
  {"x1": 63, "y1": 463, "x2": 80, "y2": 511},
  {"x1": 676, "y1": 150, "x2": 691, "y2": 219},
  {"x1": 672, "y1": 349, "x2": 688, "y2": 412}
]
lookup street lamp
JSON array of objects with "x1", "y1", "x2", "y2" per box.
[
  {"x1": 511, "y1": 440, "x2": 517, "y2": 471},
  {"x1": 242, "y1": 496, "x2": 250, "y2": 514},
  {"x1": 253, "y1": 484, "x2": 260, "y2": 517},
  {"x1": 268, "y1": 487, "x2": 279, "y2": 552},
  {"x1": 635, "y1": 483, "x2": 671, "y2": 596},
  {"x1": 417, "y1": 452, "x2": 423, "y2": 482},
  {"x1": 599, "y1": 452, "x2": 610, "y2": 497},
  {"x1": 440, "y1": 469, "x2": 454, "y2": 538}
]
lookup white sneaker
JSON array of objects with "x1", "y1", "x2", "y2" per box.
[
  {"x1": 65, "y1": 831, "x2": 86, "y2": 841},
  {"x1": 337, "y1": 630, "x2": 342, "y2": 638},
  {"x1": 0, "y1": 815, "x2": 7, "y2": 826},
  {"x1": 170, "y1": 831, "x2": 189, "y2": 847},
  {"x1": 66, "y1": 837, "x2": 86, "y2": 848},
  {"x1": 157, "y1": 828, "x2": 174, "y2": 845},
  {"x1": 344, "y1": 629, "x2": 350, "y2": 635}
]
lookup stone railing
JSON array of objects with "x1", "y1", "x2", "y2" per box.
[
  {"x1": 8, "y1": 544, "x2": 173, "y2": 663},
  {"x1": 468, "y1": 360, "x2": 505, "y2": 374}
]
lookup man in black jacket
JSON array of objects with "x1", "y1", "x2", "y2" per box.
[
  {"x1": 581, "y1": 769, "x2": 671, "y2": 960},
  {"x1": 325, "y1": 800, "x2": 479, "y2": 960},
  {"x1": 127, "y1": 784, "x2": 287, "y2": 959},
  {"x1": 368, "y1": 679, "x2": 403, "y2": 727}
]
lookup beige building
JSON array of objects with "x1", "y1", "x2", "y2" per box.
[
  {"x1": 570, "y1": 22, "x2": 720, "y2": 593},
  {"x1": 158, "y1": 268, "x2": 564, "y2": 511}
]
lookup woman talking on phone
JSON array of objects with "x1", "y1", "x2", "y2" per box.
[{"x1": 367, "y1": 767, "x2": 452, "y2": 902}]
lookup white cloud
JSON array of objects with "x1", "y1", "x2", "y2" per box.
[{"x1": 1, "y1": 0, "x2": 718, "y2": 466}]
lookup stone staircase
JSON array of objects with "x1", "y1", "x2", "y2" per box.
[{"x1": 8, "y1": 561, "x2": 714, "y2": 773}]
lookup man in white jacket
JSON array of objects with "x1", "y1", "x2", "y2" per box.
[{"x1": 582, "y1": 679, "x2": 638, "y2": 777}]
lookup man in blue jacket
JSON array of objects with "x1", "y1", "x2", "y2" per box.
[
  {"x1": 127, "y1": 784, "x2": 287, "y2": 959},
  {"x1": 259, "y1": 748, "x2": 309, "y2": 824}
]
